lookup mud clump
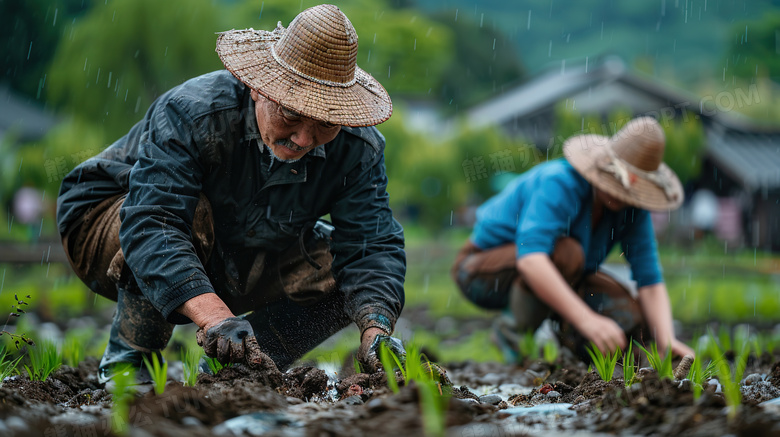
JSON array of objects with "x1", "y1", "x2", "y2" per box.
[{"x1": 281, "y1": 366, "x2": 328, "y2": 400}]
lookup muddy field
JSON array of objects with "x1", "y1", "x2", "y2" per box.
[{"x1": 2, "y1": 341, "x2": 780, "y2": 437}]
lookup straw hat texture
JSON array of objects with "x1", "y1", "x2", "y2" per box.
[
  {"x1": 563, "y1": 117, "x2": 684, "y2": 211},
  {"x1": 216, "y1": 4, "x2": 392, "y2": 127}
]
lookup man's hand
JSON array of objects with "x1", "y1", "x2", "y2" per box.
[
  {"x1": 196, "y1": 317, "x2": 263, "y2": 365},
  {"x1": 575, "y1": 312, "x2": 628, "y2": 354},
  {"x1": 356, "y1": 327, "x2": 405, "y2": 373}
]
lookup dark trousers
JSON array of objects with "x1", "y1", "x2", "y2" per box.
[
  {"x1": 451, "y1": 237, "x2": 645, "y2": 353},
  {"x1": 62, "y1": 194, "x2": 351, "y2": 371}
]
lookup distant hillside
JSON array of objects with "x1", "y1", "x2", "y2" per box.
[{"x1": 415, "y1": 0, "x2": 776, "y2": 88}]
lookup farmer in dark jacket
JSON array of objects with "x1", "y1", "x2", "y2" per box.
[
  {"x1": 452, "y1": 117, "x2": 694, "y2": 362},
  {"x1": 57, "y1": 4, "x2": 405, "y2": 382}
]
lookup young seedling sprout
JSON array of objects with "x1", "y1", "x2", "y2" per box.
[
  {"x1": 204, "y1": 356, "x2": 232, "y2": 375},
  {"x1": 0, "y1": 348, "x2": 22, "y2": 385},
  {"x1": 518, "y1": 330, "x2": 539, "y2": 362},
  {"x1": 24, "y1": 339, "x2": 62, "y2": 382},
  {"x1": 542, "y1": 341, "x2": 559, "y2": 365},
  {"x1": 142, "y1": 354, "x2": 168, "y2": 395},
  {"x1": 712, "y1": 340, "x2": 749, "y2": 422},
  {"x1": 181, "y1": 348, "x2": 201, "y2": 387},
  {"x1": 622, "y1": 341, "x2": 637, "y2": 387},
  {"x1": 586, "y1": 343, "x2": 620, "y2": 382},
  {"x1": 109, "y1": 364, "x2": 136, "y2": 436},
  {"x1": 0, "y1": 295, "x2": 35, "y2": 351},
  {"x1": 635, "y1": 341, "x2": 674, "y2": 380}
]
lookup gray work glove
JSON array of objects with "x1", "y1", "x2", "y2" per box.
[
  {"x1": 357, "y1": 334, "x2": 406, "y2": 374},
  {"x1": 196, "y1": 317, "x2": 263, "y2": 365}
]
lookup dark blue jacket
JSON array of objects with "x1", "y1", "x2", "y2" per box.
[{"x1": 57, "y1": 70, "x2": 405, "y2": 333}]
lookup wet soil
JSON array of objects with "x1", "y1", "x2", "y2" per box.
[{"x1": 2, "y1": 349, "x2": 780, "y2": 437}]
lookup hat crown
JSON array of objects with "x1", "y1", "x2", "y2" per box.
[
  {"x1": 611, "y1": 117, "x2": 666, "y2": 172},
  {"x1": 274, "y1": 4, "x2": 358, "y2": 85}
]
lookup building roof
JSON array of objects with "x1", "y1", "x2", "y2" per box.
[
  {"x1": 0, "y1": 84, "x2": 57, "y2": 142},
  {"x1": 465, "y1": 56, "x2": 778, "y2": 134},
  {"x1": 707, "y1": 130, "x2": 780, "y2": 191}
]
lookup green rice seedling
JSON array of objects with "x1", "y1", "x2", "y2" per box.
[
  {"x1": 23, "y1": 339, "x2": 62, "y2": 381},
  {"x1": 732, "y1": 325, "x2": 752, "y2": 357},
  {"x1": 517, "y1": 330, "x2": 539, "y2": 361},
  {"x1": 379, "y1": 342, "x2": 401, "y2": 394},
  {"x1": 109, "y1": 364, "x2": 136, "y2": 436},
  {"x1": 713, "y1": 340, "x2": 749, "y2": 422},
  {"x1": 417, "y1": 378, "x2": 449, "y2": 437},
  {"x1": 586, "y1": 343, "x2": 620, "y2": 382},
  {"x1": 204, "y1": 356, "x2": 232, "y2": 375},
  {"x1": 181, "y1": 348, "x2": 201, "y2": 387},
  {"x1": 715, "y1": 326, "x2": 732, "y2": 353},
  {"x1": 142, "y1": 354, "x2": 168, "y2": 395},
  {"x1": 542, "y1": 341, "x2": 559, "y2": 364},
  {"x1": 622, "y1": 341, "x2": 637, "y2": 387},
  {"x1": 686, "y1": 333, "x2": 719, "y2": 401},
  {"x1": 0, "y1": 348, "x2": 22, "y2": 385},
  {"x1": 62, "y1": 328, "x2": 92, "y2": 368},
  {"x1": 635, "y1": 341, "x2": 673, "y2": 380}
]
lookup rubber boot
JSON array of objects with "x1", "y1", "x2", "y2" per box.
[{"x1": 98, "y1": 284, "x2": 174, "y2": 385}]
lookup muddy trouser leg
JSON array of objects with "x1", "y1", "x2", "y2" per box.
[
  {"x1": 99, "y1": 284, "x2": 174, "y2": 382},
  {"x1": 62, "y1": 193, "x2": 214, "y2": 379},
  {"x1": 225, "y1": 227, "x2": 350, "y2": 371},
  {"x1": 243, "y1": 294, "x2": 352, "y2": 371}
]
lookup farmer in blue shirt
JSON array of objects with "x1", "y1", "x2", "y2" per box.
[{"x1": 452, "y1": 117, "x2": 694, "y2": 361}]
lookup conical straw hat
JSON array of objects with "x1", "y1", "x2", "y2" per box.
[
  {"x1": 216, "y1": 4, "x2": 392, "y2": 127},
  {"x1": 564, "y1": 117, "x2": 684, "y2": 211}
]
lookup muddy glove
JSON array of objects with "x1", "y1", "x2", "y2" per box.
[
  {"x1": 196, "y1": 317, "x2": 263, "y2": 365},
  {"x1": 357, "y1": 334, "x2": 406, "y2": 374}
]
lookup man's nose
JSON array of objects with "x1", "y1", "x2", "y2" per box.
[{"x1": 290, "y1": 124, "x2": 317, "y2": 149}]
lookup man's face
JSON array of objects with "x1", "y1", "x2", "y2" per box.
[
  {"x1": 595, "y1": 187, "x2": 628, "y2": 212},
  {"x1": 251, "y1": 90, "x2": 341, "y2": 161}
]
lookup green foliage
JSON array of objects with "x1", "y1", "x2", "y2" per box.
[
  {"x1": 517, "y1": 331, "x2": 539, "y2": 362},
  {"x1": 417, "y1": 378, "x2": 448, "y2": 437},
  {"x1": 635, "y1": 341, "x2": 674, "y2": 380},
  {"x1": 109, "y1": 364, "x2": 136, "y2": 436},
  {"x1": 143, "y1": 354, "x2": 168, "y2": 395},
  {"x1": 47, "y1": 0, "x2": 225, "y2": 139},
  {"x1": 586, "y1": 343, "x2": 620, "y2": 382},
  {"x1": 726, "y1": 12, "x2": 780, "y2": 84},
  {"x1": 0, "y1": 349, "x2": 23, "y2": 385},
  {"x1": 378, "y1": 342, "x2": 401, "y2": 394},
  {"x1": 62, "y1": 328, "x2": 91, "y2": 368},
  {"x1": 204, "y1": 356, "x2": 231, "y2": 375},
  {"x1": 622, "y1": 341, "x2": 637, "y2": 387},
  {"x1": 0, "y1": 0, "x2": 92, "y2": 98},
  {"x1": 542, "y1": 341, "x2": 559, "y2": 365},
  {"x1": 687, "y1": 357, "x2": 719, "y2": 402},
  {"x1": 181, "y1": 348, "x2": 201, "y2": 387},
  {"x1": 659, "y1": 113, "x2": 705, "y2": 184},
  {"x1": 711, "y1": 339, "x2": 749, "y2": 422},
  {"x1": 23, "y1": 340, "x2": 62, "y2": 382}
]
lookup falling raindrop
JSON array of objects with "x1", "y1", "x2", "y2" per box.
[
  {"x1": 450, "y1": 210, "x2": 453, "y2": 226},
  {"x1": 423, "y1": 274, "x2": 429, "y2": 294},
  {"x1": 527, "y1": 10, "x2": 531, "y2": 30},
  {"x1": 0, "y1": 268, "x2": 5, "y2": 294}
]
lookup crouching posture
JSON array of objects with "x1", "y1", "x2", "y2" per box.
[
  {"x1": 452, "y1": 117, "x2": 694, "y2": 361},
  {"x1": 56, "y1": 4, "x2": 406, "y2": 382}
]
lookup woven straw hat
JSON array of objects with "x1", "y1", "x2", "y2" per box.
[
  {"x1": 563, "y1": 117, "x2": 684, "y2": 211},
  {"x1": 216, "y1": 4, "x2": 392, "y2": 127}
]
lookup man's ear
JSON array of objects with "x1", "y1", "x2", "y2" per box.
[{"x1": 250, "y1": 89, "x2": 260, "y2": 102}]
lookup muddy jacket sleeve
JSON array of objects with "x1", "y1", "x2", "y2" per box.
[
  {"x1": 119, "y1": 98, "x2": 214, "y2": 324},
  {"x1": 328, "y1": 142, "x2": 406, "y2": 336}
]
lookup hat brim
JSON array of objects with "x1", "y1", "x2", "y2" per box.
[
  {"x1": 563, "y1": 134, "x2": 684, "y2": 211},
  {"x1": 216, "y1": 28, "x2": 392, "y2": 127}
]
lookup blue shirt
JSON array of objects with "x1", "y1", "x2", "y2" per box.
[{"x1": 470, "y1": 159, "x2": 662, "y2": 288}]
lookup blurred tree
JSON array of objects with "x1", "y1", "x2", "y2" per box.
[
  {"x1": 46, "y1": 0, "x2": 224, "y2": 139},
  {"x1": 0, "y1": 0, "x2": 92, "y2": 98},
  {"x1": 726, "y1": 12, "x2": 780, "y2": 83},
  {"x1": 429, "y1": 10, "x2": 525, "y2": 111}
]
